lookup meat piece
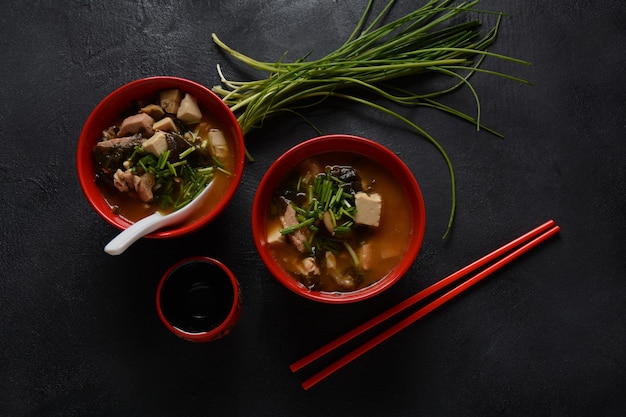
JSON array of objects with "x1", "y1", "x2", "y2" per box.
[
  {"x1": 132, "y1": 174, "x2": 141, "y2": 190},
  {"x1": 93, "y1": 134, "x2": 144, "y2": 175},
  {"x1": 94, "y1": 135, "x2": 144, "y2": 150},
  {"x1": 113, "y1": 169, "x2": 130, "y2": 192},
  {"x1": 357, "y1": 241, "x2": 403, "y2": 271},
  {"x1": 112, "y1": 168, "x2": 155, "y2": 202},
  {"x1": 282, "y1": 256, "x2": 320, "y2": 289},
  {"x1": 280, "y1": 203, "x2": 309, "y2": 253},
  {"x1": 358, "y1": 242, "x2": 374, "y2": 271},
  {"x1": 112, "y1": 169, "x2": 136, "y2": 192},
  {"x1": 354, "y1": 192, "x2": 382, "y2": 227},
  {"x1": 140, "y1": 103, "x2": 165, "y2": 119},
  {"x1": 298, "y1": 158, "x2": 324, "y2": 186},
  {"x1": 177, "y1": 93, "x2": 203, "y2": 123},
  {"x1": 294, "y1": 257, "x2": 320, "y2": 277},
  {"x1": 331, "y1": 272, "x2": 356, "y2": 291},
  {"x1": 160, "y1": 89, "x2": 183, "y2": 114},
  {"x1": 102, "y1": 126, "x2": 118, "y2": 139},
  {"x1": 136, "y1": 172, "x2": 156, "y2": 202},
  {"x1": 324, "y1": 251, "x2": 356, "y2": 290},
  {"x1": 117, "y1": 112, "x2": 154, "y2": 137}
]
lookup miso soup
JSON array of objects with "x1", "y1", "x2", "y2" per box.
[
  {"x1": 266, "y1": 152, "x2": 414, "y2": 293},
  {"x1": 92, "y1": 89, "x2": 236, "y2": 224}
]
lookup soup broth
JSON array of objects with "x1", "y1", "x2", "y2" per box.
[{"x1": 266, "y1": 152, "x2": 414, "y2": 293}]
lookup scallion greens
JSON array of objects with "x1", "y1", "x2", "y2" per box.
[
  {"x1": 126, "y1": 145, "x2": 215, "y2": 211},
  {"x1": 280, "y1": 168, "x2": 359, "y2": 262},
  {"x1": 211, "y1": 0, "x2": 530, "y2": 238}
]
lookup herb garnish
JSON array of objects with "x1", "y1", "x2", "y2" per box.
[
  {"x1": 126, "y1": 145, "x2": 215, "y2": 210},
  {"x1": 280, "y1": 168, "x2": 360, "y2": 265}
]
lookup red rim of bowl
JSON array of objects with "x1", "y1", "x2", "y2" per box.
[
  {"x1": 251, "y1": 134, "x2": 426, "y2": 304},
  {"x1": 76, "y1": 76, "x2": 245, "y2": 238},
  {"x1": 155, "y1": 256, "x2": 241, "y2": 342}
]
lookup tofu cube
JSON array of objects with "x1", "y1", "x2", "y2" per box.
[
  {"x1": 159, "y1": 89, "x2": 183, "y2": 114},
  {"x1": 142, "y1": 131, "x2": 168, "y2": 157},
  {"x1": 354, "y1": 192, "x2": 382, "y2": 227},
  {"x1": 209, "y1": 129, "x2": 229, "y2": 158},
  {"x1": 152, "y1": 117, "x2": 177, "y2": 132},
  {"x1": 266, "y1": 221, "x2": 286, "y2": 246},
  {"x1": 357, "y1": 241, "x2": 401, "y2": 271},
  {"x1": 176, "y1": 93, "x2": 203, "y2": 123}
]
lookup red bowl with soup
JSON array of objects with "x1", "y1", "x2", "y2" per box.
[
  {"x1": 251, "y1": 134, "x2": 426, "y2": 303},
  {"x1": 76, "y1": 76, "x2": 245, "y2": 238}
]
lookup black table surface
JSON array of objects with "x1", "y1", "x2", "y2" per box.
[{"x1": 2, "y1": 1, "x2": 624, "y2": 416}]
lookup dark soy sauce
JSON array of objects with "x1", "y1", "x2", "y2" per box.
[{"x1": 160, "y1": 261, "x2": 234, "y2": 333}]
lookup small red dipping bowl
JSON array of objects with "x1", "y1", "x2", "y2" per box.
[
  {"x1": 156, "y1": 256, "x2": 242, "y2": 343},
  {"x1": 251, "y1": 134, "x2": 426, "y2": 303},
  {"x1": 76, "y1": 76, "x2": 245, "y2": 238}
]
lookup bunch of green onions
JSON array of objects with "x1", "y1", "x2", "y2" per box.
[{"x1": 211, "y1": 0, "x2": 530, "y2": 238}]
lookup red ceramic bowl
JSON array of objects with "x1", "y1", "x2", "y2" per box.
[
  {"x1": 156, "y1": 256, "x2": 242, "y2": 343},
  {"x1": 76, "y1": 76, "x2": 245, "y2": 238},
  {"x1": 251, "y1": 134, "x2": 426, "y2": 303}
]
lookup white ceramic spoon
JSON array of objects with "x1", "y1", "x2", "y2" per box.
[{"x1": 104, "y1": 185, "x2": 210, "y2": 255}]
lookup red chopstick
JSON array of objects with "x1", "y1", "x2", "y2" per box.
[{"x1": 291, "y1": 220, "x2": 560, "y2": 390}]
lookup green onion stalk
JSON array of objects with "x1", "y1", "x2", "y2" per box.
[{"x1": 211, "y1": 0, "x2": 531, "y2": 238}]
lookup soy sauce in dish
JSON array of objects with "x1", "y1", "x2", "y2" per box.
[{"x1": 159, "y1": 261, "x2": 234, "y2": 333}]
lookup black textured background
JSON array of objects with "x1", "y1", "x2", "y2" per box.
[{"x1": 1, "y1": 1, "x2": 624, "y2": 416}]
